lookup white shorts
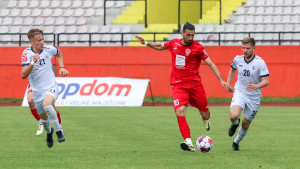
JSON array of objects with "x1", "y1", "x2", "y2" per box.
[
  {"x1": 33, "y1": 85, "x2": 59, "y2": 115},
  {"x1": 230, "y1": 92, "x2": 261, "y2": 121}
]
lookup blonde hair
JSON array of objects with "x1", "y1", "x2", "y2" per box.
[
  {"x1": 27, "y1": 29, "x2": 44, "y2": 40},
  {"x1": 242, "y1": 37, "x2": 255, "y2": 47}
]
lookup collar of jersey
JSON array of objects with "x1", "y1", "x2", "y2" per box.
[
  {"x1": 244, "y1": 54, "x2": 255, "y2": 64},
  {"x1": 31, "y1": 47, "x2": 43, "y2": 54}
]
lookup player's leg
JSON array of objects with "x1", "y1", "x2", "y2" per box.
[
  {"x1": 34, "y1": 97, "x2": 53, "y2": 148},
  {"x1": 43, "y1": 87, "x2": 65, "y2": 143},
  {"x1": 228, "y1": 105, "x2": 243, "y2": 137},
  {"x1": 53, "y1": 105, "x2": 63, "y2": 131},
  {"x1": 172, "y1": 86, "x2": 194, "y2": 152},
  {"x1": 39, "y1": 112, "x2": 54, "y2": 148},
  {"x1": 233, "y1": 100, "x2": 260, "y2": 151},
  {"x1": 232, "y1": 117, "x2": 251, "y2": 151},
  {"x1": 28, "y1": 92, "x2": 44, "y2": 135},
  {"x1": 189, "y1": 83, "x2": 210, "y2": 130},
  {"x1": 228, "y1": 93, "x2": 245, "y2": 137},
  {"x1": 176, "y1": 105, "x2": 195, "y2": 152}
]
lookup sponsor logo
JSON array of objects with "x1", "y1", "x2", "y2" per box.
[
  {"x1": 239, "y1": 65, "x2": 243, "y2": 67},
  {"x1": 175, "y1": 55, "x2": 186, "y2": 69},
  {"x1": 58, "y1": 80, "x2": 132, "y2": 99},
  {"x1": 21, "y1": 53, "x2": 28, "y2": 62}
]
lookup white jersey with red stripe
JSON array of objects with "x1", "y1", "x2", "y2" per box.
[{"x1": 21, "y1": 46, "x2": 58, "y2": 92}]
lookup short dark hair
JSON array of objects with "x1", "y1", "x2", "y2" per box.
[
  {"x1": 242, "y1": 37, "x2": 256, "y2": 47},
  {"x1": 27, "y1": 29, "x2": 44, "y2": 40},
  {"x1": 183, "y1": 22, "x2": 195, "y2": 33}
]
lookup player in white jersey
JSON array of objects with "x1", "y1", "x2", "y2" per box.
[
  {"x1": 225, "y1": 37, "x2": 269, "y2": 151},
  {"x1": 21, "y1": 29, "x2": 69, "y2": 148}
]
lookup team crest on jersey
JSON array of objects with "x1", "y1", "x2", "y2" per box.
[
  {"x1": 185, "y1": 48, "x2": 191, "y2": 56},
  {"x1": 173, "y1": 99, "x2": 180, "y2": 107},
  {"x1": 21, "y1": 53, "x2": 28, "y2": 62}
]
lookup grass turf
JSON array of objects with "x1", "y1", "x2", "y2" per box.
[{"x1": 0, "y1": 106, "x2": 299, "y2": 169}]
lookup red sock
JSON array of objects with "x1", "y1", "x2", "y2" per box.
[
  {"x1": 31, "y1": 108, "x2": 40, "y2": 121},
  {"x1": 56, "y1": 111, "x2": 62, "y2": 124},
  {"x1": 177, "y1": 116, "x2": 191, "y2": 139}
]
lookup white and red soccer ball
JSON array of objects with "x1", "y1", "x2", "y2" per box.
[{"x1": 196, "y1": 136, "x2": 213, "y2": 152}]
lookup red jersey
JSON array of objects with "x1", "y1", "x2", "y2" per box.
[{"x1": 164, "y1": 38, "x2": 208, "y2": 85}]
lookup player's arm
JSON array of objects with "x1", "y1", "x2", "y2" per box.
[
  {"x1": 247, "y1": 76, "x2": 269, "y2": 91},
  {"x1": 21, "y1": 53, "x2": 40, "y2": 79},
  {"x1": 204, "y1": 57, "x2": 227, "y2": 89},
  {"x1": 226, "y1": 67, "x2": 236, "y2": 92},
  {"x1": 135, "y1": 35, "x2": 167, "y2": 51},
  {"x1": 56, "y1": 49, "x2": 69, "y2": 77}
]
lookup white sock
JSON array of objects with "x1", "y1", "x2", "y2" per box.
[
  {"x1": 41, "y1": 119, "x2": 51, "y2": 133},
  {"x1": 38, "y1": 119, "x2": 42, "y2": 125},
  {"x1": 185, "y1": 138, "x2": 192, "y2": 143},
  {"x1": 232, "y1": 119, "x2": 239, "y2": 125},
  {"x1": 234, "y1": 127, "x2": 248, "y2": 144},
  {"x1": 44, "y1": 105, "x2": 61, "y2": 132}
]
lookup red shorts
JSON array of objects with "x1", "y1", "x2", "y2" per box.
[
  {"x1": 172, "y1": 82, "x2": 208, "y2": 112},
  {"x1": 27, "y1": 82, "x2": 32, "y2": 94}
]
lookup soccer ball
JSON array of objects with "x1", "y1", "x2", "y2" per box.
[{"x1": 196, "y1": 136, "x2": 213, "y2": 152}]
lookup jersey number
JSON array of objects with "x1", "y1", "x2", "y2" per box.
[
  {"x1": 243, "y1": 69, "x2": 250, "y2": 77},
  {"x1": 38, "y1": 59, "x2": 45, "y2": 65}
]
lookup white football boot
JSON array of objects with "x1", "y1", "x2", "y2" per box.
[
  {"x1": 202, "y1": 119, "x2": 210, "y2": 131},
  {"x1": 36, "y1": 124, "x2": 44, "y2": 135}
]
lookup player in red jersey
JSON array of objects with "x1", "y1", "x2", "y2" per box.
[
  {"x1": 27, "y1": 82, "x2": 63, "y2": 136},
  {"x1": 136, "y1": 22, "x2": 227, "y2": 152}
]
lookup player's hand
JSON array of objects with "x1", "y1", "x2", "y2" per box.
[
  {"x1": 59, "y1": 68, "x2": 69, "y2": 77},
  {"x1": 135, "y1": 35, "x2": 145, "y2": 44},
  {"x1": 226, "y1": 85, "x2": 234, "y2": 93},
  {"x1": 247, "y1": 82, "x2": 258, "y2": 91},
  {"x1": 220, "y1": 80, "x2": 232, "y2": 92},
  {"x1": 33, "y1": 53, "x2": 40, "y2": 63}
]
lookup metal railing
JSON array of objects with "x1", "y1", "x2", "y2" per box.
[{"x1": 0, "y1": 32, "x2": 299, "y2": 46}]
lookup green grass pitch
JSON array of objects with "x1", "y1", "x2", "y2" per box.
[{"x1": 0, "y1": 106, "x2": 299, "y2": 169}]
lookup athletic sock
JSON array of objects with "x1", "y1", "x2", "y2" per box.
[
  {"x1": 234, "y1": 127, "x2": 248, "y2": 144},
  {"x1": 56, "y1": 111, "x2": 62, "y2": 124},
  {"x1": 30, "y1": 108, "x2": 41, "y2": 121},
  {"x1": 44, "y1": 105, "x2": 61, "y2": 132},
  {"x1": 41, "y1": 119, "x2": 51, "y2": 133},
  {"x1": 177, "y1": 116, "x2": 191, "y2": 139},
  {"x1": 38, "y1": 119, "x2": 42, "y2": 125}
]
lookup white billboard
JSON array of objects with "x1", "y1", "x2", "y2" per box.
[{"x1": 22, "y1": 77, "x2": 150, "y2": 107}]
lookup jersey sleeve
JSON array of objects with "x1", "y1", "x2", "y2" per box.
[
  {"x1": 231, "y1": 56, "x2": 238, "y2": 70},
  {"x1": 259, "y1": 60, "x2": 269, "y2": 77},
  {"x1": 164, "y1": 40, "x2": 173, "y2": 51},
  {"x1": 21, "y1": 50, "x2": 31, "y2": 66},
  {"x1": 199, "y1": 47, "x2": 209, "y2": 60},
  {"x1": 49, "y1": 46, "x2": 58, "y2": 56}
]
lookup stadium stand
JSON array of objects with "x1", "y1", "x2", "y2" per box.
[{"x1": 0, "y1": 0, "x2": 299, "y2": 46}]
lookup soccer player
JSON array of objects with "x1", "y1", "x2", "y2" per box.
[
  {"x1": 225, "y1": 37, "x2": 269, "y2": 151},
  {"x1": 135, "y1": 22, "x2": 227, "y2": 152},
  {"x1": 21, "y1": 29, "x2": 69, "y2": 148},
  {"x1": 27, "y1": 82, "x2": 63, "y2": 136}
]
